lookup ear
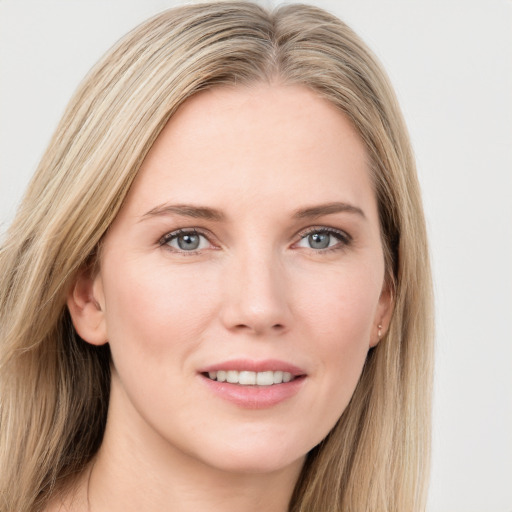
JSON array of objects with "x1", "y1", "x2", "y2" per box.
[
  {"x1": 370, "y1": 281, "x2": 394, "y2": 348},
  {"x1": 67, "y1": 267, "x2": 108, "y2": 346}
]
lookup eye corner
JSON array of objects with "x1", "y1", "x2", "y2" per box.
[
  {"x1": 159, "y1": 228, "x2": 218, "y2": 254},
  {"x1": 293, "y1": 226, "x2": 352, "y2": 252}
]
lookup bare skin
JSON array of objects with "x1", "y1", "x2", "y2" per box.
[{"x1": 56, "y1": 83, "x2": 392, "y2": 511}]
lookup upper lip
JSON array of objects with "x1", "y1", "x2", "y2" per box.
[{"x1": 199, "y1": 359, "x2": 306, "y2": 377}]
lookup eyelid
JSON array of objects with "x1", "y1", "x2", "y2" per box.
[
  {"x1": 297, "y1": 225, "x2": 352, "y2": 242},
  {"x1": 294, "y1": 225, "x2": 352, "y2": 251},
  {"x1": 159, "y1": 227, "x2": 218, "y2": 253},
  {"x1": 158, "y1": 225, "x2": 351, "y2": 254}
]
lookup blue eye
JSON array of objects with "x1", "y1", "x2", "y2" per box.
[
  {"x1": 162, "y1": 230, "x2": 210, "y2": 252},
  {"x1": 296, "y1": 228, "x2": 349, "y2": 250}
]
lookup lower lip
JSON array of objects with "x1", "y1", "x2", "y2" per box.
[{"x1": 199, "y1": 374, "x2": 306, "y2": 409}]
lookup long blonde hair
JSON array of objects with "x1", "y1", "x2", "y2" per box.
[{"x1": 0, "y1": 3, "x2": 433, "y2": 511}]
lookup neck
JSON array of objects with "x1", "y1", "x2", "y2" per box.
[
  {"x1": 89, "y1": 448, "x2": 303, "y2": 512},
  {"x1": 84, "y1": 379, "x2": 305, "y2": 512}
]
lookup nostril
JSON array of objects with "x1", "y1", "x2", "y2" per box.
[{"x1": 232, "y1": 322, "x2": 286, "y2": 333}]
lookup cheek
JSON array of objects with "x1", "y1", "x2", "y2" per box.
[
  {"x1": 296, "y1": 261, "x2": 382, "y2": 346},
  {"x1": 99, "y1": 258, "x2": 221, "y2": 430},
  {"x1": 101, "y1": 257, "x2": 219, "y2": 363},
  {"x1": 293, "y1": 264, "x2": 382, "y2": 420}
]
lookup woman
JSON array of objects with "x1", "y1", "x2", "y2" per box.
[{"x1": 0, "y1": 2, "x2": 433, "y2": 511}]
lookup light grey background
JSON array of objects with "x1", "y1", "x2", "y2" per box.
[{"x1": 1, "y1": 1, "x2": 511, "y2": 511}]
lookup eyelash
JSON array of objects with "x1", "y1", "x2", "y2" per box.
[
  {"x1": 296, "y1": 226, "x2": 352, "y2": 253},
  {"x1": 159, "y1": 228, "x2": 214, "y2": 255},
  {"x1": 159, "y1": 226, "x2": 352, "y2": 254}
]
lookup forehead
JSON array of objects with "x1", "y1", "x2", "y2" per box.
[{"x1": 122, "y1": 83, "x2": 376, "y2": 221}]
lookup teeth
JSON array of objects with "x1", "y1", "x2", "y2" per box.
[
  {"x1": 226, "y1": 370, "x2": 238, "y2": 383},
  {"x1": 239, "y1": 371, "x2": 256, "y2": 385},
  {"x1": 206, "y1": 370, "x2": 295, "y2": 385},
  {"x1": 256, "y1": 371, "x2": 274, "y2": 386}
]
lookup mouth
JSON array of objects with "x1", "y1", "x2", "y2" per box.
[
  {"x1": 198, "y1": 360, "x2": 307, "y2": 407},
  {"x1": 203, "y1": 370, "x2": 297, "y2": 386},
  {"x1": 199, "y1": 362, "x2": 306, "y2": 408}
]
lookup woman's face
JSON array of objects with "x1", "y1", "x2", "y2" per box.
[{"x1": 71, "y1": 84, "x2": 392, "y2": 476}]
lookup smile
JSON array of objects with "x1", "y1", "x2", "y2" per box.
[
  {"x1": 199, "y1": 359, "x2": 307, "y2": 408},
  {"x1": 205, "y1": 370, "x2": 294, "y2": 386}
]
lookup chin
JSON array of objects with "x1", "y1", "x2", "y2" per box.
[
  {"x1": 186, "y1": 429, "x2": 311, "y2": 476},
  {"x1": 206, "y1": 450, "x2": 306, "y2": 476}
]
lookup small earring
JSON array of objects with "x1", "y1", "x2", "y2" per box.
[{"x1": 378, "y1": 324, "x2": 383, "y2": 339}]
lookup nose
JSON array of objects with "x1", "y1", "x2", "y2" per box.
[{"x1": 219, "y1": 249, "x2": 291, "y2": 336}]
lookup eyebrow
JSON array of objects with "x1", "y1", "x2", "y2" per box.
[
  {"x1": 140, "y1": 201, "x2": 365, "y2": 223},
  {"x1": 292, "y1": 202, "x2": 366, "y2": 220},
  {"x1": 140, "y1": 203, "x2": 225, "y2": 222}
]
